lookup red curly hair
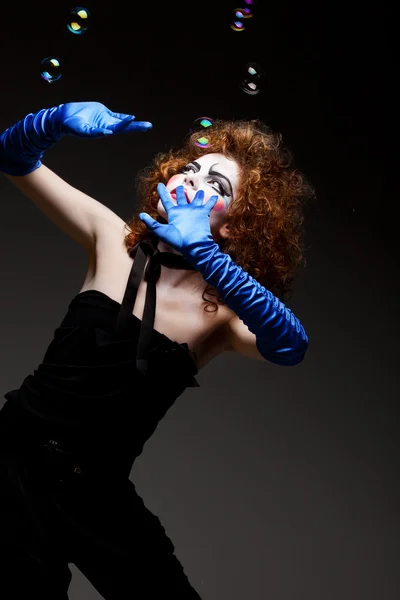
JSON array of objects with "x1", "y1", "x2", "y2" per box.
[{"x1": 123, "y1": 119, "x2": 316, "y2": 312}]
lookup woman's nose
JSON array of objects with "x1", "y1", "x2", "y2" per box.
[{"x1": 184, "y1": 174, "x2": 199, "y2": 189}]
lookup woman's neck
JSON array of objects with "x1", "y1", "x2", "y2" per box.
[{"x1": 155, "y1": 239, "x2": 204, "y2": 291}]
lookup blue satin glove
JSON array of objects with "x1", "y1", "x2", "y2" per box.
[
  {"x1": 140, "y1": 184, "x2": 309, "y2": 366},
  {"x1": 139, "y1": 183, "x2": 218, "y2": 255},
  {"x1": 0, "y1": 101, "x2": 152, "y2": 176}
]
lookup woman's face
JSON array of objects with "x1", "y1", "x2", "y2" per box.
[{"x1": 156, "y1": 152, "x2": 240, "y2": 238}]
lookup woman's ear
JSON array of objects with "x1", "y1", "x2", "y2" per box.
[{"x1": 218, "y1": 223, "x2": 230, "y2": 239}]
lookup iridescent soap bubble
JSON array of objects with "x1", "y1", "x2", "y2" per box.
[
  {"x1": 230, "y1": 7, "x2": 253, "y2": 31},
  {"x1": 240, "y1": 62, "x2": 265, "y2": 95},
  {"x1": 67, "y1": 6, "x2": 91, "y2": 34},
  {"x1": 40, "y1": 57, "x2": 62, "y2": 83},
  {"x1": 190, "y1": 117, "x2": 214, "y2": 148},
  {"x1": 230, "y1": 9, "x2": 245, "y2": 31}
]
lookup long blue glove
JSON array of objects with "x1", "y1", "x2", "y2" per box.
[
  {"x1": 139, "y1": 184, "x2": 308, "y2": 366},
  {"x1": 0, "y1": 101, "x2": 152, "y2": 176}
]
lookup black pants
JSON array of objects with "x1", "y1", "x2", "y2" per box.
[{"x1": 0, "y1": 400, "x2": 202, "y2": 599}]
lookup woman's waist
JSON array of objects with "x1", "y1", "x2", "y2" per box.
[{"x1": 0, "y1": 395, "x2": 136, "y2": 472}]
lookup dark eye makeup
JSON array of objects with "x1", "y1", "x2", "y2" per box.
[{"x1": 180, "y1": 164, "x2": 230, "y2": 197}]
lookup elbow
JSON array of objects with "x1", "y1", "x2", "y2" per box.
[
  {"x1": 278, "y1": 337, "x2": 309, "y2": 366},
  {"x1": 271, "y1": 348, "x2": 307, "y2": 366},
  {"x1": 257, "y1": 336, "x2": 309, "y2": 367}
]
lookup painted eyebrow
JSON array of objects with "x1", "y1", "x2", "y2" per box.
[
  {"x1": 186, "y1": 161, "x2": 233, "y2": 197},
  {"x1": 209, "y1": 163, "x2": 233, "y2": 197},
  {"x1": 186, "y1": 161, "x2": 201, "y2": 172}
]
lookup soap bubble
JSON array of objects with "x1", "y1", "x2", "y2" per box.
[
  {"x1": 230, "y1": 7, "x2": 253, "y2": 31},
  {"x1": 190, "y1": 117, "x2": 214, "y2": 148},
  {"x1": 40, "y1": 57, "x2": 62, "y2": 83},
  {"x1": 67, "y1": 6, "x2": 91, "y2": 34},
  {"x1": 230, "y1": 9, "x2": 245, "y2": 31},
  {"x1": 240, "y1": 62, "x2": 265, "y2": 95}
]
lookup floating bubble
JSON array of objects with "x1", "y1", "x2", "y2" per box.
[
  {"x1": 230, "y1": 7, "x2": 253, "y2": 31},
  {"x1": 190, "y1": 117, "x2": 214, "y2": 148},
  {"x1": 67, "y1": 6, "x2": 91, "y2": 34},
  {"x1": 40, "y1": 57, "x2": 62, "y2": 83},
  {"x1": 240, "y1": 62, "x2": 265, "y2": 95},
  {"x1": 230, "y1": 10, "x2": 245, "y2": 31}
]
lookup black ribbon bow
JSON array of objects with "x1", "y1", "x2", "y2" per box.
[{"x1": 114, "y1": 235, "x2": 198, "y2": 384}]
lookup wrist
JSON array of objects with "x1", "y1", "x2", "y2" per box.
[
  {"x1": 182, "y1": 238, "x2": 220, "y2": 272},
  {"x1": 0, "y1": 106, "x2": 63, "y2": 176},
  {"x1": 32, "y1": 106, "x2": 64, "y2": 143}
]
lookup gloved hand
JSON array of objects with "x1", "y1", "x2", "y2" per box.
[
  {"x1": 0, "y1": 101, "x2": 152, "y2": 176},
  {"x1": 139, "y1": 183, "x2": 219, "y2": 260},
  {"x1": 140, "y1": 183, "x2": 309, "y2": 366}
]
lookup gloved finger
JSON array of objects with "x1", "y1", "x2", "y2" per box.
[
  {"x1": 109, "y1": 112, "x2": 136, "y2": 121},
  {"x1": 175, "y1": 185, "x2": 190, "y2": 205},
  {"x1": 109, "y1": 117, "x2": 152, "y2": 134},
  {"x1": 87, "y1": 126, "x2": 113, "y2": 137},
  {"x1": 120, "y1": 120, "x2": 153, "y2": 132},
  {"x1": 157, "y1": 183, "x2": 175, "y2": 212},
  {"x1": 139, "y1": 212, "x2": 162, "y2": 232},
  {"x1": 205, "y1": 194, "x2": 219, "y2": 211},
  {"x1": 108, "y1": 116, "x2": 135, "y2": 134},
  {"x1": 191, "y1": 188, "x2": 206, "y2": 206}
]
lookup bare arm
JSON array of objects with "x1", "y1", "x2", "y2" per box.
[{"x1": 5, "y1": 164, "x2": 125, "y2": 252}]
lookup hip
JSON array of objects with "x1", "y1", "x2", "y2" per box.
[{"x1": 0, "y1": 397, "x2": 132, "y2": 482}]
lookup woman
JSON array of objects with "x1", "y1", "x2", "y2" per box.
[{"x1": 0, "y1": 102, "x2": 314, "y2": 599}]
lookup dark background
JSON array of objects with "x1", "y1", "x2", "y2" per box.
[{"x1": 0, "y1": 2, "x2": 396, "y2": 599}]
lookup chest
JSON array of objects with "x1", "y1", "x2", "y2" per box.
[{"x1": 79, "y1": 233, "x2": 233, "y2": 370}]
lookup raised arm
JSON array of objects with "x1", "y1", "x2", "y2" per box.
[
  {"x1": 5, "y1": 165, "x2": 125, "y2": 251},
  {"x1": 0, "y1": 102, "x2": 152, "y2": 250}
]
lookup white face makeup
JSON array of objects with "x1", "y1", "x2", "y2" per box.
[{"x1": 156, "y1": 152, "x2": 240, "y2": 237}]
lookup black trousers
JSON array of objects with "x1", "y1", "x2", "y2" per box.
[{"x1": 0, "y1": 400, "x2": 202, "y2": 599}]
